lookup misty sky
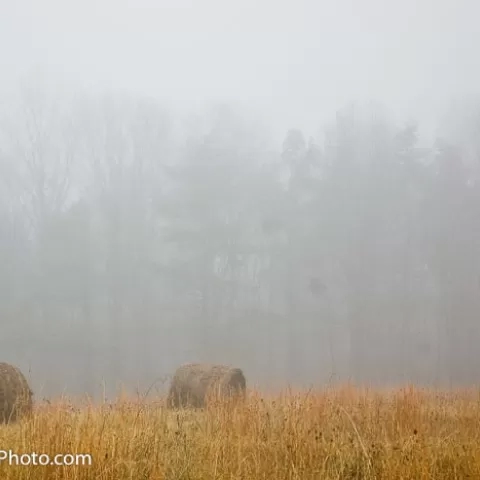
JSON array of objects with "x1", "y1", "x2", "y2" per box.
[{"x1": 1, "y1": 0, "x2": 479, "y2": 144}]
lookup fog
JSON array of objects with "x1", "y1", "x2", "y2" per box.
[{"x1": 0, "y1": 0, "x2": 479, "y2": 399}]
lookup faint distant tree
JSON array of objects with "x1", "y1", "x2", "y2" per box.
[
  {"x1": 72, "y1": 91, "x2": 172, "y2": 390},
  {"x1": 268, "y1": 128, "x2": 328, "y2": 383},
  {"x1": 314, "y1": 103, "x2": 430, "y2": 384},
  {"x1": 0, "y1": 82, "x2": 76, "y2": 238},
  {"x1": 419, "y1": 139, "x2": 480, "y2": 385},
  {"x1": 0, "y1": 81, "x2": 78, "y2": 338},
  {"x1": 157, "y1": 105, "x2": 269, "y2": 358}
]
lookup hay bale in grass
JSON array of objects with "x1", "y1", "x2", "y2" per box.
[
  {"x1": 0, "y1": 362, "x2": 33, "y2": 423},
  {"x1": 167, "y1": 363, "x2": 246, "y2": 408}
]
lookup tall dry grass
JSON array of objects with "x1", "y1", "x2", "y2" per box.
[{"x1": 0, "y1": 384, "x2": 479, "y2": 479}]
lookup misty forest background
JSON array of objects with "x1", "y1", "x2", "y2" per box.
[{"x1": 1, "y1": 83, "x2": 479, "y2": 399}]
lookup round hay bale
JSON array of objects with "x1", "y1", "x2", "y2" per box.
[
  {"x1": 167, "y1": 363, "x2": 246, "y2": 408},
  {"x1": 0, "y1": 363, "x2": 33, "y2": 423}
]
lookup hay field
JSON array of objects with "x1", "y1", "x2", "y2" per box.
[{"x1": 0, "y1": 385, "x2": 479, "y2": 479}]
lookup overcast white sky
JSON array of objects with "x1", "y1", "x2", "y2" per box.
[{"x1": 1, "y1": 0, "x2": 479, "y2": 144}]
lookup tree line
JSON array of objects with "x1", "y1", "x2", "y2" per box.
[{"x1": 0, "y1": 85, "x2": 479, "y2": 397}]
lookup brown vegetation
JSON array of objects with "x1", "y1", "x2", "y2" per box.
[
  {"x1": 166, "y1": 363, "x2": 247, "y2": 408},
  {"x1": 0, "y1": 386, "x2": 479, "y2": 478},
  {"x1": 0, "y1": 362, "x2": 33, "y2": 423}
]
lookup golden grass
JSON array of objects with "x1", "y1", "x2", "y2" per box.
[{"x1": 0, "y1": 384, "x2": 480, "y2": 479}]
